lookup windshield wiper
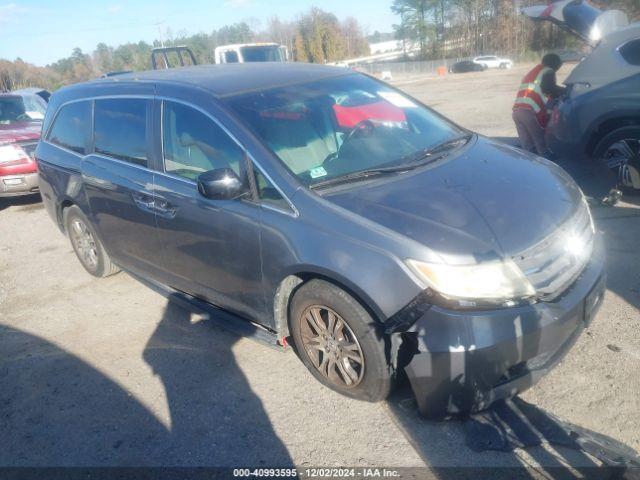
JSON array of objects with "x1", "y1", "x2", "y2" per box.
[{"x1": 398, "y1": 133, "x2": 473, "y2": 165}]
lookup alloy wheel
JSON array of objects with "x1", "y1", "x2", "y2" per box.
[
  {"x1": 603, "y1": 138, "x2": 640, "y2": 189},
  {"x1": 299, "y1": 305, "x2": 365, "y2": 388},
  {"x1": 70, "y1": 219, "x2": 99, "y2": 270}
]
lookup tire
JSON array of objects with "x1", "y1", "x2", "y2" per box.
[
  {"x1": 64, "y1": 205, "x2": 120, "y2": 277},
  {"x1": 593, "y1": 126, "x2": 640, "y2": 191},
  {"x1": 289, "y1": 279, "x2": 392, "y2": 402}
]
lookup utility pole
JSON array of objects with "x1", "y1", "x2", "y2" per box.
[{"x1": 154, "y1": 20, "x2": 166, "y2": 47}]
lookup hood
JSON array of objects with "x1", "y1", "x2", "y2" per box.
[
  {"x1": 0, "y1": 122, "x2": 42, "y2": 146},
  {"x1": 324, "y1": 137, "x2": 583, "y2": 265},
  {"x1": 522, "y1": 0, "x2": 629, "y2": 46}
]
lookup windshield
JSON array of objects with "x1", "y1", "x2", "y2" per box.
[
  {"x1": 240, "y1": 46, "x2": 285, "y2": 62},
  {"x1": 226, "y1": 74, "x2": 462, "y2": 187},
  {"x1": 0, "y1": 95, "x2": 46, "y2": 125}
]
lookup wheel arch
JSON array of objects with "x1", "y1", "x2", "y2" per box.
[
  {"x1": 585, "y1": 116, "x2": 640, "y2": 157},
  {"x1": 58, "y1": 197, "x2": 77, "y2": 235},
  {"x1": 272, "y1": 267, "x2": 386, "y2": 340}
]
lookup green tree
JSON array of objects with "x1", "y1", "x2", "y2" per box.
[
  {"x1": 215, "y1": 22, "x2": 254, "y2": 45},
  {"x1": 292, "y1": 7, "x2": 358, "y2": 63},
  {"x1": 93, "y1": 43, "x2": 114, "y2": 74},
  {"x1": 391, "y1": 0, "x2": 433, "y2": 59}
]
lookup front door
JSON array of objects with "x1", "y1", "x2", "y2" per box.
[{"x1": 152, "y1": 99, "x2": 266, "y2": 322}]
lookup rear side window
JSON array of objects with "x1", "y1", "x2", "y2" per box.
[
  {"x1": 620, "y1": 39, "x2": 640, "y2": 66},
  {"x1": 47, "y1": 101, "x2": 91, "y2": 155},
  {"x1": 94, "y1": 98, "x2": 149, "y2": 167}
]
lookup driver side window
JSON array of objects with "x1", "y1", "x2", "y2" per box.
[{"x1": 162, "y1": 101, "x2": 244, "y2": 181}]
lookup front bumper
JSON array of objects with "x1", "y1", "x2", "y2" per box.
[
  {"x1": 0, "y1": 172, "x2": 39, "y2": 197},
  {"x1": 400, "y1": 242, "x2": 606, "y2": 418}
]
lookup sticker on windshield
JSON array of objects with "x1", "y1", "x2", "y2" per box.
[
  {"x1": 309, "y1": 166, "x2": 327, "y2": 179},
  {"x1": 377, "y1": 91, "x2": 417, "y2": 108}
]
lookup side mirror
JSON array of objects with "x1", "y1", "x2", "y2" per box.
[{"x1": 197, "y1": 168, "x2": 248, "y2": 200}]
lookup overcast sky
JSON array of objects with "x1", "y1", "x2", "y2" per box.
[{"x1": 0, "y1": 0, "x2": 395, "y2": 66}]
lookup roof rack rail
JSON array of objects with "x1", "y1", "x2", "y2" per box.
[{"x1": 151, "y1": 46, "x2": 198, "y2": 70}]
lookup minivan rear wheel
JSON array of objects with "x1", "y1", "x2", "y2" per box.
[
  {"x1": 289, "y1": 279, "x2": 392, "y2": 402},
  {"x1": 594, "y1": 126, "x2": 640, "y2": 191},
  {"x1": 64, "y1": 205, "x2": 120, "y2": 278}
]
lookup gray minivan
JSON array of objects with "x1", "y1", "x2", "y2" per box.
[{"x1": 36, "y1": 63, "x2": 605, "y2": 416}]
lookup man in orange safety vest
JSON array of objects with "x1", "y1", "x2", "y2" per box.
[{"x1": 513, "y1": 53, "x2": 566, "y2": 157}]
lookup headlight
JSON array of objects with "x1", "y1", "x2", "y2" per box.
[{"x1": 406, "y1": 258, "x2": 535, "y2": 303}]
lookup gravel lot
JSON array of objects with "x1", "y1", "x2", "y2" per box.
[{"x1": 0, "y1": 64, "x2": 638, "y2": 473}]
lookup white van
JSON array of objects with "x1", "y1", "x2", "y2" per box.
[{"x1": 214, "y1": 43, "x2": 289, "y2": 64}]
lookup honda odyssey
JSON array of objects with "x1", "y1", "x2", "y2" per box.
[{"x1": 36, "y1": 63, "x2": 605, "y2": 416}]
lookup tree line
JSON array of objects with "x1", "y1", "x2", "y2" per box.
[
  {"x1": 390, "y1": 0, "x2": 640, "y2": 61},
  {"x1": 1, "y1": 1, "x2": 639, "y2": 92},
  {"x1": 0, "y1": 7, "x2": 369, "y2": 92}
]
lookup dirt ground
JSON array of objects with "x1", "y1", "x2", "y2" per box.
[{"x1": 0, "y1": 64, "x2": 638, "y2": 473}]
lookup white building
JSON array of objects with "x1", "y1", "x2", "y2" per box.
[{"x1": 368, "y1": 40, "x2": 403, "y2": 55}]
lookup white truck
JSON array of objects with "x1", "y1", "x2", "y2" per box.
[{"x1": 214, "y1": 43, "x2": 289, "y2": 64}]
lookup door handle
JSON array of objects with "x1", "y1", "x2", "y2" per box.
[
  {"x1": 131, "y1": 192, "x2": 155, "y2": 211},
  {"x1": 155, "y1": 199, "x2": 178, "y2": 218},
  {"x1": 132, "y1": 192, "x2": 177, "y2": 218}
]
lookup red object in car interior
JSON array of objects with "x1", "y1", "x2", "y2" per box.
[{"x1": 333, "y1": 101, "x2": 407, "y2": 128}]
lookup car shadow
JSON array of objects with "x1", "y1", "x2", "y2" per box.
[
  {"x1": 0, "y1": 193, "x2": 42, "y2": 213},
  {"x1": 141, "y1": 296, "x2": 293, "y2": 466},
  {"x1": 0, "y1": 296, "x2": 293, "y2": 467},
  {"x1": 0, "y1": 323, "x2": 167, "y2": 466},
  {"x1": 386, "y1": 381, "x2": 639, "y2": 478}
]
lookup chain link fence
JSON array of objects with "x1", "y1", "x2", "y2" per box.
[{"x1": 357, "y1": 51, "x2": 542, "y2": 78}]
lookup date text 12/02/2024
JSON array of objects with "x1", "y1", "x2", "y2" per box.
[{"x1": 233, "y1": 468, "x2": 401, "y2": 478}]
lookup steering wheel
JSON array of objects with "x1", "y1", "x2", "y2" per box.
[
  {"x1": 343, "y1": 119, "x2": 377, "y2": 144},
  {"x1": 325, "y1": 119, "x2": 377, "y2": 165}
]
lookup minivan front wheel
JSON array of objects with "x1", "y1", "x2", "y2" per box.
[
  {"x1": 65, "y1": 205, "x2": 120, "y2": 278},
  {"x1": 289, "y1": 280, "x2": 392, "y2": 402}
]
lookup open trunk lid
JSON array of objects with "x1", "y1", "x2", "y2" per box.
[{"x1": 522, "y1": 0, "x2": 629, "y2": 45}]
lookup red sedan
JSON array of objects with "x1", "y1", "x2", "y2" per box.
[{"x1": 0, "y1": 92, "x2": 46, "y2": 197}]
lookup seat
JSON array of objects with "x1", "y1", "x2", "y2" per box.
[{"x1": 259, "y1": 116, "x2": 331, "y2": 174}]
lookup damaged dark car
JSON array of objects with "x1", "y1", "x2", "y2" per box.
[{"x1": 36, "y1": 63, "x2": 605, "y2": 416}]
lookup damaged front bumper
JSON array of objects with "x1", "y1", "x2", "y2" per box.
[{"x1": 394, "y1": 242, "x2": 606, "y2": 418}]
